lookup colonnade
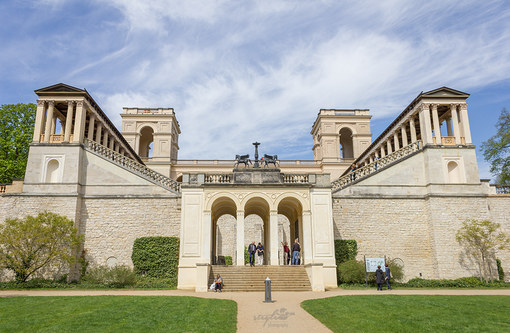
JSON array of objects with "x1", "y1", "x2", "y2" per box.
[
  {"x1": 360, "y1": 102, "x2": 472, "y2": 166},
  {"x1": 32, "y1": 99, "x2": 137, "y2": 161}
]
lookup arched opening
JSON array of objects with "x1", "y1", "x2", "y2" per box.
[
  {"x1": 45, "y1": 159, "x2": 60, "y2": 183},
  {"x1": 339, "y1": 127, "x2": 354, "y2": 159},
  {"x1": 211, "y1": 197, "x2": 237, "y2": 265},
  {"x1": 447, "y1": 161, "x2": 460, "y2": 183},
  {"x1": 244, "y1": 197, "x2": 270, "y2": 265},
  {"x1": 139, "y1": 126, "x2": 154, "y2": 159},
  {"x1": 278, "y1": 197, "x2": 304, "y2": 265}
]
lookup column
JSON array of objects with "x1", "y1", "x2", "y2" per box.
[
  {"x1": 451, "y1": 104, "x2": 461, "y2": 144},
  {"x1": 386, "y1": 140, "x2": 392, "y2": 154},
  {"x1": 50, "y1": 117, "x2": 57, "y2": 137},
  {"x1": 410, "y1": 117, "x2": 417, "y2": 142},
  {"x1": 269, "y1": 210, "x2": 279, "y2": 265},
  {"x1": 432, "y1": 104, "x2": 441, "y2": 144},
  {"x1": 109, "y1": 136, "x2": 115, "y2": 150},
  {"x1": 87, "y1": 114, "x2": 95, "y2": 141},
  {"x1": 236, "y1": 211, "x2": 245, "y2": 266},
  {"x1": 380, "y1": 146, "x2": 385, "y2": 157},
  {"x1": 64, "y1": 101, "x2": 74, "y2": 142},
  {"x1": 103, "y1": 131, "x2": 109, "y2": 148},
  {"x1": 419, "y1": 103, "x2": 432, "y2": 145},
  {"x1": 446, "y1": 118, "x2": 453, "y2": 136},
  {"x1": 401, "y1": 124, "x2": 408, "y2": 146},
  {"x1": 95, "y1": 123, "x2": 103, "y2": 144},
  {"x1": 72, "y1": 101, "x2": 86, "y2": 143},
  {"x1": 43, "y1": 101, "x2": 55, "y2": 143},
  {"x1": 33, "y1": 100, "x2": 46, "y2": 142},
  {"x1": 459, "y1": 104, "x2": 472, "y2": 144},
  {"x1": 393, "y1": 132, "x2": 399, "y2": 151},
  {"x1": 302, "y1": 211, "x2": 313, "y2": 264}
]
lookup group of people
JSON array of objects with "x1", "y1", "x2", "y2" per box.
[
  {"x1": 246, "y1": 239, "x2": 302, "y2": 266},
  {"x1": 375, "y1": 264, "x2": 392, "y2": 290}
]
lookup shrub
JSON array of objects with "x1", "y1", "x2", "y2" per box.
[
  {"x1": 334, "y1": 240, "x2": 358, "y2": 265},
  {"x1": 338, "y1": 260, "x2": 365, "y2": 283},
  {"x1": 83, "y1": 265, "x2": 136, "y2": 288},
  {"x1": 131, "y1": 237, "x2": 179, "y2": 285},
  {"x1": 387, "y1": 259, "x2": 404, "y2": 282},
  {"x1": 225, "y1": 256, "x2": 233, "y2": 266},
  {"x1": 244, "y1": 247, "x2": 249, "y2": 265},
  {"x1": 134, "y1": 277, "x2": 177, "y2": 289},
  {"x1": 497, "y1": 259, "x2": 505, "y2": 281}
]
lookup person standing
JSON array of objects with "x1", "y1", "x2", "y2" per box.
[
  {"x1": 376, "y1": 265, "x2": 384, "y2": 291},
  {"x1": 281, "y1": 241, "x2": 290, "y2": 265},
  {"x1": 256, "y1": 242, "x2": 264, "y2": 266},
  {"x1": 385, "y1": 263, "x2": 392, "y2": 290},
  {"x1": 291, "y1": 239, "x2": 301, "y2": 265},
  {"x1": 349, "y1": 163, "x2": 357, "y2": 181},
  {"x1": 248, "y1": 241, "x2": 257, "y2": 267}
]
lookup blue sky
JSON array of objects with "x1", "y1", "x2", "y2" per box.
[{"x1": 1, "y1": 1, "x2": 509, "y2": 180}]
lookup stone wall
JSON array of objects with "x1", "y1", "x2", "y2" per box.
[
  {"x1": 80, "y1": 197, "x2": 181, "y2": 268},
  {"x1": 333, "y1": 195, "x2": 510, "y2": 281}
]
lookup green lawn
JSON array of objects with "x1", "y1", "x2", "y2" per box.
[
  {"x1": 0, "y1": 296, "x2": 237, "y2": 333},
  {"x1": 302, "y1": 295, "x2": 510, "y2": 333}
]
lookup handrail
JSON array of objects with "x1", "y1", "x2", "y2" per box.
[
  {"x1": 332, "y1": 141, "x2": 423, "y2": 192},
  {"x1": 84, "y1": 138, "x2": 180, "y2": 193}
]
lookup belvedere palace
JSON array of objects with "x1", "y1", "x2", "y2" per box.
[{"x1": 1, "y1": 83, "x2": 509, "y2": 291}]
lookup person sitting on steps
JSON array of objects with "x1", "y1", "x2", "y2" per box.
[{"x1": 214, "y1": 274, "x2": 223, "y2": 292}]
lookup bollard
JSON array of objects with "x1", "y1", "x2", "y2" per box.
[{"x1": 264, "y1": 277, "x2": 273, "y2": 303}]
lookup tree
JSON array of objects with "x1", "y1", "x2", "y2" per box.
[
  {"x1": 0, "y1": 212, "x2": 82, "y2": 282},
  {"x1": 481, "y1": 108, "x2": 510, "y2": 184},
  {"x1": 0, "y1": 103, "x2": 36, "y2": 184},
  {"x1": 456, "y1": 219, "x2": 510, "y2": 282}
]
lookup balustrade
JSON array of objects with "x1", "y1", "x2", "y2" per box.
[
  {"x1": 283, "y1": 174, "x2": 309, "y2": 183},
  {"x1": 332, "y1": 141, "x2": 422, "y2": 192},
  {"x1": 205, "y1": 174, "x2": 232, "y2": 184},
  {"x1": 495, "y1": 185, "x2": 510, "y2": 194},
  {"x1": 84, "y1": 138, "x2": 180, "y2": 193},
  {"x1": 0, "y1": 185, "x2": 6, "y2": 193}
]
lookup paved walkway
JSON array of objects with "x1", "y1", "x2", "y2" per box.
[{"x1": 1, "y1": 288, "x2": 509, "y2": 332}]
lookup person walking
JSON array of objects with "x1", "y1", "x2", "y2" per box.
[
  {"x1": 281, "y1": 241, "x2": 290, "y2": 265},
  {"x1": 291, "y1": 239, "x2": 301, "y2": 265},
  {"x1": 248, "y1": 241, "x2": 257, "y2": 267},
  {"x1": 349, "y1": 163, "x2": 357, "y2": 181},
  {"x1": 376, "y1": 265, "x2": 384, "y2": 291},
  {"x1": 385, "y1": 263, "x2": 392, "y2": 290},
  {"x1": 256, "y1": 242, "x2": 264, "y2": 266}
]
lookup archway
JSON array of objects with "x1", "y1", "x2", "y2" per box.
[
  {"x1": 244, "y1": 197, "x2": 271, "y2": 265},
  {"x1": 339, "y1": 127, "x2": 354, "y2": 159},
  {"x1": 448, "y1": 161, "x2": 460, "y2": 183},
  {"x1": 278, "y1": 197, "x2": 304, "y2": 265},
  {"x1": 139, "y1": 126, "x2": 154, "y2": 158},
  {"x1": 211, "y1": 197, "x2": 237, "y2": 265},
  {"x1": 45, "y1": 159, "x2": 60, "y2": 183}
]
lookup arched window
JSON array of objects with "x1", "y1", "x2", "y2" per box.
[
  {"x1": 339, "y1": 128, "x2": 354, "y2": 159},
  {"x1": 139, "y1": 126, "x2": 154, "y2": 159},
  {"x1": 447, "y1": 161, "x2": 460, "y2": 183},
  {"x1": 45, "y1": 159, "x2": 60, "y2": 183}
]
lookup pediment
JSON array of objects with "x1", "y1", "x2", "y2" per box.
[
  {"x1": 421, "y1": 87, "x2": 469, "y2": 98},
  {"x1": 35, "y1": 83, "x2": 85, "y2": 94}
]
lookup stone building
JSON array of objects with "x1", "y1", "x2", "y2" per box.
[{"x1": 0, "y1": 83, "x2": 509, "y2": 291}]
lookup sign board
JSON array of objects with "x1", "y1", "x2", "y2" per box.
[{"x1": 365, "y1": 257, "x2": 385, "y2": 272}]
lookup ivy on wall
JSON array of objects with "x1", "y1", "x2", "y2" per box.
[{"x1": 131, "y1": 237, "x2": 180, "y2": 283}]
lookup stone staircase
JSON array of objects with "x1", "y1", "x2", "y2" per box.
[{"x1": 208, "y1": 265, "x2": 311, "y2": 292}]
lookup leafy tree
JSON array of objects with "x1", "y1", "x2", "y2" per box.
[
  {"x1": 0, "y1": 103, "x2": 36, "y2": 184},
  {"x1": 0, "y1": 212, "x2": 82, "y2": 282},
  {"x1": 481, "y1": 108, "x2": 510, "y2": 184},
  {"x1": 456, "y1": 219, "x2": 510, "y2": 282}
]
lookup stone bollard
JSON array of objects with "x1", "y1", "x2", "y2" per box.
[{"x1": 264, "y1": 277, "x2": 273, "y2": 303}]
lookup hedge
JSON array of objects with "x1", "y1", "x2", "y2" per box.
[
  {"x1": 334, "y1": 240, "x2": 358, "y2": 265},
  {"x1": 131, "y1": 237, "x2": 179, "y2": 284}
]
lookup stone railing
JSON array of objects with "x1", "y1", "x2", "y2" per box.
[
  {"x1": 332, "y1": 140, "x2": 423, "y2": 192},
  {"x1": 283, "y1": 174, "x2": 309, "y2": 183},
  {"x1": 495, "y1": 185, "x2": 510, "y2": 194},
  {"x1": 0, "y1": 184, "x2": 6, "y2": 193},
  {"x1": 205, "y1": 174, "x2": 232, "y2": 184},
  {"x1": 84, "y1": 138, "x2": 180, "y2": 193}
]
